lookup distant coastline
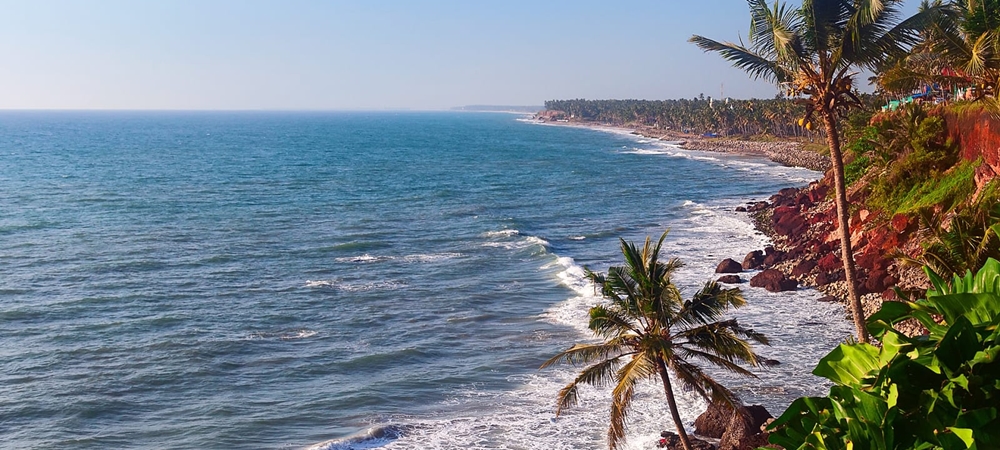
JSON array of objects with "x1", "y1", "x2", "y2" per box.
[
  {"x1": 530, "y1": 112, "x2": 830, "y2": 172},
  {"x1": 452, "y1": 105, "x2": 544, "y2": 114}
]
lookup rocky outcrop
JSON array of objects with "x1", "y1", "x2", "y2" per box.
[
  {"x1": 729, "y1": 175, "x2": 930, "y2": 333},
  {"x1": 742, "y1": 250, "x2": 765, "y2": 270},
  {"x1": 716, "y1": 258, "x2": 743, "y2": 273},
  {"x1": 717, "y1": 275, "x2": 744, "y2": 284},
  {"x1": 657, "y1": 432, "x2": 715, "y2": 450},
  {"x1": 750, "y1": 269, "x2": 798, "y2": 292},
  {"x1": 692, "y1": 402, "x2": 775, "y2": 450},
  {"x1": 534, "y1": 110, "x2": 568, "y2": 121}
]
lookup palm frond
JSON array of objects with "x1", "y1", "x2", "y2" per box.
[
  {"x1": 554, "y1": 356, "x2": 627, "y2": 415},
  {"x1": 801, "y1": 0, "x2": 852, "y2": 53},
  {"x1": 676, "y1": 281, "x2": 748, "y2": 326},
  {"x1": 588, "y1": 304, "x2": 643, "y2": 339},
  {"x1": 540, "y1": 340, "x2": 634, "y2": 369},
  {"x1": 678, "y1": 346, "x2": 760, "y2": 378},
  {"x1": 670, "y1": 358, "x2": 743, "y2": 407},
  {"x1": 608, "y1": 354, "x2": 656, "y2": 450},
  {"x1": 749, "y1": 0, "x2": 805, "y2": 65},
  {"x1": 689, "y1": 35, "x2": 795, "y2": 83}
]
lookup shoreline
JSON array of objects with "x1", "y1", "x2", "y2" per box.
[{"x1": 532, "y1": 118, "x2": 831, "y2": 172}]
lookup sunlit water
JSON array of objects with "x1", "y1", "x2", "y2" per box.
[{"x1": 0, "y1": 111, "x2": 851, "y2": 449}]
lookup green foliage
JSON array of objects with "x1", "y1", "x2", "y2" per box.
[
  {"x1": 913, "y1": 195, "x2": 1000, "y2": 278},
  {"x1": 863, "y1": 105, "x2": 964, "y2": 215},
  {"x1": 767, "y1": 259, "x2": 1000, "y2": 449},
  {"x1": 845, "y1": 126, "x2": 880, "y2": 185},
  {"x1": 893, "y1": 159, "x2": 977, "y2": 215}
]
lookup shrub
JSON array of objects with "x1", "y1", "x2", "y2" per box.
[{"x1": 767, "y1": 259, "x2": 1000, "y2": 449}]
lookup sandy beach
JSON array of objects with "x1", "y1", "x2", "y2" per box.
[{"x1": 535, "y1": 119, "x2": 831, "y2": 172}]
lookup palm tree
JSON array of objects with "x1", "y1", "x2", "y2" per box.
[
  {"x1": 690, "y1": 0, "x2": 943, "y2": 343},
  {"x1": 926, "y1": 0, "x2": 1000, "y2": 99},
  {"x1": 540, "y1": 232, "x2": 768, "y2": 450}
]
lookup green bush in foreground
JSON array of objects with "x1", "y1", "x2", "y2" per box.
[{"x1": 767, "y1": 259, "x2": 1000, "y2": 450}]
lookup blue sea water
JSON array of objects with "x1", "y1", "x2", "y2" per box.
[{"x1": 0, "y1": 111, "x2": 852, "y2": 449}]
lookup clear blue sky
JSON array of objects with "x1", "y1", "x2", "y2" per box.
[{"x1": 0, "y1": 0, "x2": 921, "y2": 110}]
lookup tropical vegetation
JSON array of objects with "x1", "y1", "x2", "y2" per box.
[
  {"x1": 540, "y1": 232, "x2": 768, "y2": 450},
  {"x1": 542, "y1": 0, "x2": 1000, "y2": 447},
  {"x1": 543, "y1": 97, "x2": 837, "y2": 138},
  {"x1": 690, "y1": 0, "x2": 947, "y2": 344},
  {"x1": 767, "y1": 259, "x2": 1000, "y2": 449}
]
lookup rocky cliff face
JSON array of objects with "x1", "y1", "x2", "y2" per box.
[{"x1": 734, "y1": 106, "x2": 1000, "y2": 331}]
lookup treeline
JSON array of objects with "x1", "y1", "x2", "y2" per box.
[{"x1": 543, "y1": 96, "x2": 878, "y2": 138}]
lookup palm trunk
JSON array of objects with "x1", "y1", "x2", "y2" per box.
[
  {"x1": 822, "y1": 113, "x2": 871, "y2": 344},
  {"x1": 655, "y1": 357, "x2": 692, "y2": 450}
]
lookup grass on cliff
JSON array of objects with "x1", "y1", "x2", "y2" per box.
[{"x1": 891, "y1": 159, "x2": 978, "y2": 215}]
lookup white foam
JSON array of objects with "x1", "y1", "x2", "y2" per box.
[
  {"x1": 483, "y1": 229, "x2": 520, "y2": 238},
  {"x1": 246, "y1": 329, "x2": 319, "y2": 341},
  {"x1": 304, "y1": 279, "x2": 404, "y2": 292},
  {"x1": 481, "y1": 232, "x2": 550, "y2": 251},
  {"x1": 336, "y1": 280, "x2": 405, "y2": 292},
  {"x1": 401, "y1": 253, "x2": 463, "y2": 263},
  {"x1": 619, "y1": 148, "x2": 671, "y2": 156},
  {"x1": 334, "y1": 254, "x2": 387, "y2": 264}
]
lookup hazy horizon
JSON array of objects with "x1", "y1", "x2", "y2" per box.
[{"x1": 0, "y1": 0, "x2": 919, "y2": 110}]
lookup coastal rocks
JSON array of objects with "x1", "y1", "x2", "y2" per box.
[
  {"x1": 719, "y1": 405, "x2": 775, "y2": 450},
  {"x1": 534, "y1": 110, "x2": 568, "y2": 121},
  {"x1": 716, "y1": 258, "x2": 743, "y2": 273},
  {"x1": 742, "y1": 250, "x2": 765, "y2": 270},
  {"x1": 692, "y1": 402, "x2": 775, "y2": 450},
  {"x1": 750, "y1": 269, "x2": 798, "y2": 292},
  {"x1": 657, "y1": 432, "x2": 714, "y2": 450},
  {"x1": 693, "y1": 401, "x2": 732, "y2": 438},
  {"x1": 791, "y1": 260, "x2": 817, "y2": 278},
  {"x1": 817, "y1": 253, "x2": 842, "y2": 272},
  {"x1": 717, "y1": 275, "x2": 744, "y2": 284},
  {"x1": 679, "y1": 138, "x2": 831, "y2": 172},
  {"x1": 762, "y1": 247, "x2": 786, "y2": 268}
]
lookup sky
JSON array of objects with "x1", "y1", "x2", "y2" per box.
[{"x1": 0, "y1": 0, "x2": 922, "y2": 110}]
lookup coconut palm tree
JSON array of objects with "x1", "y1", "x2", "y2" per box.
[
  {"x1": 926, "y1": 0, "x2": 1000, "y2": 99},
  {"x1": 541, "y1": 231, "x2": 768, "y2": 450},
  {"x1": 690, "y1": 0, "x2": 943, "y2": 343}
]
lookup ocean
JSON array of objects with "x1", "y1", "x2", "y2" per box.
[{"x1": 0, "y1": 111, "x2": 853, "y2": 449}]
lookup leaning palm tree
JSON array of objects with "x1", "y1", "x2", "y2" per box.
[
  {"x1": 541, "y1": 231, "x2": 768, "y2": 450},
  {"x1": 690, "y1": 0, "x2": 943, "y2": 343}
]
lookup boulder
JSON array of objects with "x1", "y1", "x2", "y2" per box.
[
  {"x1": 657, "y1": 431, "x2": 715, "y2": 450},
  {"x1": 762, "y1": 249, "x2": 787, "y2": 268},
  {"x1": 815, "y1": 270, "x2": 842, "y2": 286},
  {"x1": 773, "y1": 213, "x2": 807, "y2": 237},
  {"x1": 694, "y1": 403, "x2": 775, "y2": 450},
  {"x1": 791, "y1": 260, "x2": 817, "y2": 278},
  {"x1": 719, "y1": 405, "x2": 775, "y2": 450},
  {"x1": 742, "y1": 250, "x2": 765, "y2": 270},
  {"x1": 817, "y1": 295, "x2": 839, "y2": 302},
  {"x1": 693, "y1": 401, "x2": 730, "y2": 438},
  {"x1": 716, "y1": 258, "x2": 743, "y2": 273},
  {"x1": 750, "y1": 269, "x2": 798, "y2": 292},
  {"x1": 717, "y1": 275, "x2": 744, "y2": 284},
  {"x1": 735, "y1": 206, "x2": 747, "y2": 212},
  {"x1": 817, "y1": 253, "x2": 842, "y2": 272}
]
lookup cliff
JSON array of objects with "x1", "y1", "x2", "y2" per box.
[{"x1": 732, "y1": 105, "x2": 1000, "y2": 330}]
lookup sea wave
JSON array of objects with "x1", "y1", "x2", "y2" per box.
[
  {"x1": 245, "y1": 329, "x2": 319, "y2": 341},
  {"x1": 304, "y1": 280, "x2": 405, "y2": 292},
  {"x1": 306, "y1": 425, "x2": 410, "y2": 450}
]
